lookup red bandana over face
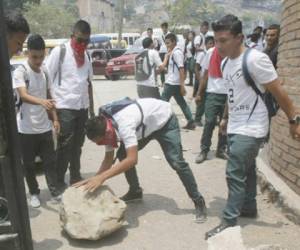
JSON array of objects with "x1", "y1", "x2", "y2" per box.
[
  {"x1": 71, "y1": 37, "x2": 87, "y2": 67},
  {"x1": 96, "y1": 118, "x2": 118, "y2": 148}
]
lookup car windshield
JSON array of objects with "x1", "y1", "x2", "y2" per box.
[{"x1": 124, "y1": 37, "x2": 144, "y2": 54}]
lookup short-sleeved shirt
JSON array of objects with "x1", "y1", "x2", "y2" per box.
[
  {"x1": 13, "y1": 62, "x2": 52, "y2": 134},
  {"x1": 105, "y1": 98, "x2": 173, "y2": 152},
  {"x1": 202, "y1": 48, "x2": 227, "y2": 94},
  {"x1": 194, "y1": 34, "x2": 206, "y2": 58},
  {"x1": 196, "y1": 51, "x2": 206, "y2": 76},
  {"x1": 136, "y1": 49, "x2": 162, "y2": 87},
  {"x1": 46, "y1": 41, "x2": 93, "y2": 110},
  {"x1": 166, "y1": 46, "x2": 184, "y2": 85},
  {"x1": 222, "y1": 49, "x2": 278, "y2": 138}
]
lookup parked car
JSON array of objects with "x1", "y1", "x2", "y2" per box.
[
  {"x1": 105, "y1": 39, "x2": 143, "y2": 80},
  {"x1": 88, "y1": 35, "x2": 112, "y2": 49},
  {"x1": 89, "y1": 49, "x2": 126, "y2": 77}
]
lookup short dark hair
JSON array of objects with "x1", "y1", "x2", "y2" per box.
[
  {"x1": 212, "y1": 14, "x2": 242, "y2": 36},
  {"x1": 205, "y1": 36, "x2": 214, "y2": 44},
  {"x1": 85, "y1": 116, "x2": 107, "y2": 140},
  {"x1": 268, "y1": 24, "x2": 280, "y2": 32},
  {"x1": 27, "y1": 34, "x2": 45, "y2": 50},
  {"x1": 142, "y1": 37, "x2": 153, "y2": 49},
  {"x1": 161, "y1": 22, "x2": 168, "y2": 28},
  {"x1": 254, "y1": 26, "x2": 263, "y2": 33},
  {"x1": 201, "y1": 21, "x2": 209, "y2": 27},
  {"x1": 165, "y1": 33, "x2": 177, "y2": 43},
  {"x1": 73, "y1": 20, "x2": 91, "y2": 34},
  {"x1": 4, "y1": 10, "x2": 30, "y2": 35},
  {"x1": 147, "y1": 27, "x2": 153, "y2": 32}
]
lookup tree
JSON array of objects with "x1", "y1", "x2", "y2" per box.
[
  {"x1": 3, "y1": 0, "x2": 40, "y2": 10},
  {"x1": 24, "y1": 2, "x2": 77, "y2": 38}
]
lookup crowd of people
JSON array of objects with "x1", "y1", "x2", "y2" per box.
[{"x1": 1, "y1": 9, "x2": 300, "y2": 240}]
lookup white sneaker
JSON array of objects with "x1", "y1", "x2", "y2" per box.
[{"x1": 30, "y1": 195, "x2": 41, "y2": 208}]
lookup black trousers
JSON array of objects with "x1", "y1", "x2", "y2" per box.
[{"x1": 20, "y1": 131, "x2": 60, "y2": 196}]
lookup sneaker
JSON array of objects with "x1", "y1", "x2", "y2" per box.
[
  {"x1": 120, "y1": 188, "x2": 143, "y2": 203},
  {"x1": 194, "y1": 197, "x2": 207, "y2": 223},
  {"x1": 195, "y1": 151, "x2": 207, "y2": 164},
  {"x1": 50, "y1": 194, "x2": 62, "y2": 204},
  {"x1": 205, "y1": 222, "x2": 235, "y2": 240},
  {"x1": 30, "y1": 195, "x2": 41, "y2": 208},
  {"x1": 182, "y1": 121, "x2": 196, "y2": 130},
  {"x1": 215, "y1": 150, "x2": 229, "y2": 160}
]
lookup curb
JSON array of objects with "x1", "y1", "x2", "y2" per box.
[{"x1": 257, "y1": 156, "x2": 300, "y2": 225}]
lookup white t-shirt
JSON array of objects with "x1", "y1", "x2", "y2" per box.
[
  {"x1": 194, "y1": 34, "x2": 206, "y2": 58},
  {"x1": 105, "y1": 98, "x2": 173, "y2": 151},
  {"x1": 159, "y1": 32, "x2": 171, "y2": 54},
  {"x1": 46, "y1": 41, "x2": 93, "y2": 110},
  {"x1": 166, "y1": 46, "x2": 184, "y2": 85},
  {"x1": 202, "y1": 48, "x2": 227, "y2": 94},
  {"x1": 137, "y1": 49, "x2": 162, "y2": 87},
  {"x1": 196, "y1": 51, "x2": 206, "y2": 77},
  {"x1": 222, "y1": 49, "x2": 278, "y2": 138},
  {"x1": 185, "y1": 41, "x2": 194, "y2": 59},
  {"x1": 13, "y1": 62, "x2": 52, "y2": 134}
]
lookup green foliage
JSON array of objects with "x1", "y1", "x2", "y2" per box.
[
  {"x1": 3, "y1": 0, "x2": 40, "y2": 10},
  {"x1": 24, "y1": 2, "x2": 77, "y2": 38}
]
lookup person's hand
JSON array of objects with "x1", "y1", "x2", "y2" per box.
[
  {"x1": 290, "y1": 124, "x2": 300, "y2": 141},
  {"x1": 40, "y1": 99, "x2": 55, "y2": 110},
  {"x1": 72, "y1": 175, "x2": 105, "y2": 193},
  {"x1": 53, "y1": 120, "x2": 60, "y2": 135},
  {"x1": 195, "y1": 95, "x2": 202, "y2": 105},
  {"x1": 219, "y1": 118, "x2": 228, "y2": 135},
  {"x1": 180, "y1": 85, "x2": 186, "y2": 96}
]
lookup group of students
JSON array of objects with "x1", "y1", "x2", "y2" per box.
[
  {"x1": 2, "y1": 11, "x2": 94, "y2": 209},
  {"x1": 1, "y1": 10, "x2": 300, "y2": 240}
]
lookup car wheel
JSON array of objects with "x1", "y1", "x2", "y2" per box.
[{"x1": 111, "y1": 75, "x2": 120, "y2": 81}]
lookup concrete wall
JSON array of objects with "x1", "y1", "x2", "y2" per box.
[{"x1": 269, "y1": 0, "x2": 300, "y2": 194}]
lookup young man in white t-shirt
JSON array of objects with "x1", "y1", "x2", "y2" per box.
[
  {"x1": 136, "y1": 37, "x2": 166, "y2": 99},
  {"x1": 159, "y1": 22, "x2": 171, "y2": 85},
  {"x1": 206, "y1": 15, "x2": 300, "y2": 239},
  {"x1": 46, "y1": 20, "x2": 94, "y2": 189},
  {"x1": 13, "y1": 34, "x2": 61, "y2": 208},
  {"x1": 74, "y1": 98, "x2": 207, "y2": 223},
  {"x1": 161, "y1": 33, "x2": 196, "y2": 130}
]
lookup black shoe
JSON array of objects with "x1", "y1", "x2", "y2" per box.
[
  {"x1": 120, "y1": 188, "x2": 143, "y2": 203},
  {"x1": 195, "y1": 121, "x2": 203, "y2": 127},
  {"x1": 70, "y1": 177, "x2": 83, "y2": 185},
  {"x1": 195, "y1": 151, "x2": 207, "y2": 164},
  {"x1": 240, "y1": 209, "x2": 257, "y2": 218},
  {"x1": 194, "y1": 197, "x2": 207, "y2": 223},
  {"x1": 205, "y1": 222, "x2": 235, "y2": 240},
  {"x1": 215, "y1": 150, "x2": 229, "y2": 160},
  {"x1": 182, "y1": 121, "x2": 196, "y2": 130}
]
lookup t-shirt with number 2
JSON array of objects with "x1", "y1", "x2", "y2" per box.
[{"x1": 222, "y1": 49, "x2": 278, "y2": 138}]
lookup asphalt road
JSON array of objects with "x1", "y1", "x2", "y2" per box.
[{"x1": 29, "y1": 77, "x2": 300, "y2": 250}]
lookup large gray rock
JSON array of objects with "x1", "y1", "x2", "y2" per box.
[
  {"x1": 207, "y1": 226, "x2": 246, "y2": 250},
  {"x1": 60, "y1": 186, "x2": 126, "y2": 240}
]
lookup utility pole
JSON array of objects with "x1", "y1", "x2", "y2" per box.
[{"x1": 117, "y1": 0, "x2": 125, "y2": 48}]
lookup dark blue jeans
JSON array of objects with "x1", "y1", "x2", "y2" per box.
[
  {"x1": 223, "y1": 134, "x2": 264, "y2": 225},
  {"x1": 117, "y1": 114, "x2": 202, "y2": 202}
]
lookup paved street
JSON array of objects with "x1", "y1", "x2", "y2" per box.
[{"x1": 30, "y1": 77, "x2": 300, "y2": 250}]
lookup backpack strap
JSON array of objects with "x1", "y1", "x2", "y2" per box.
[
  {"x1": 171, "y1": 48, "x2": 181, "y2": 72},
  {"x1": 134, "y1": 100, "x2": 146, "y2": 139},
  {"x1": 221, "y1": 57, "x2": 229, "y2": 73},
  {"x1": 20, "y1": 64, "x2": 30, "y2": 88},
  {"x1": 242, "y1": 48, "x2": 264, "y2": 121},
  {"x1": 58, "y1": 44, "x2": 66, "y2": 86}
]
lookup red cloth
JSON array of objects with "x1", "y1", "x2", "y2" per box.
[
  {"x1": 208, "y1": 48, "x2": 223, "y2": 78},
  {"x1": 70, "y1": 37, "x2": 87, "y2": 67},
  {"x1": 96, "y1": 118, "x2": 118, "y2": 148}
]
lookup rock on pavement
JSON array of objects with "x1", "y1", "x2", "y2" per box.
[{"x1": 60, "y1": 186, "x2": 126, "y2": 240}]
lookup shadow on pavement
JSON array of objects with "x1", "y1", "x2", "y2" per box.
[
  {"x1": 34, "y1": 239, "x2": 63, "y2": 250},
  {"x1": 62, "y1": 227, "x2": 128, "y2": 249},
  {"x1": 125, "y1": 193, "x2": 195, "y2": 228}
]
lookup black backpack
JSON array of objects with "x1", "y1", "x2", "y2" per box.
[
  {"x1": 135, "y1": 50, "x2": 153, "y2": 81},
  {"x1": 98, "y1": 97, "x2": 146, "y2": 139},
  {"x1": 222, "y1": 48, "x2": 279, "y2": 121}
]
